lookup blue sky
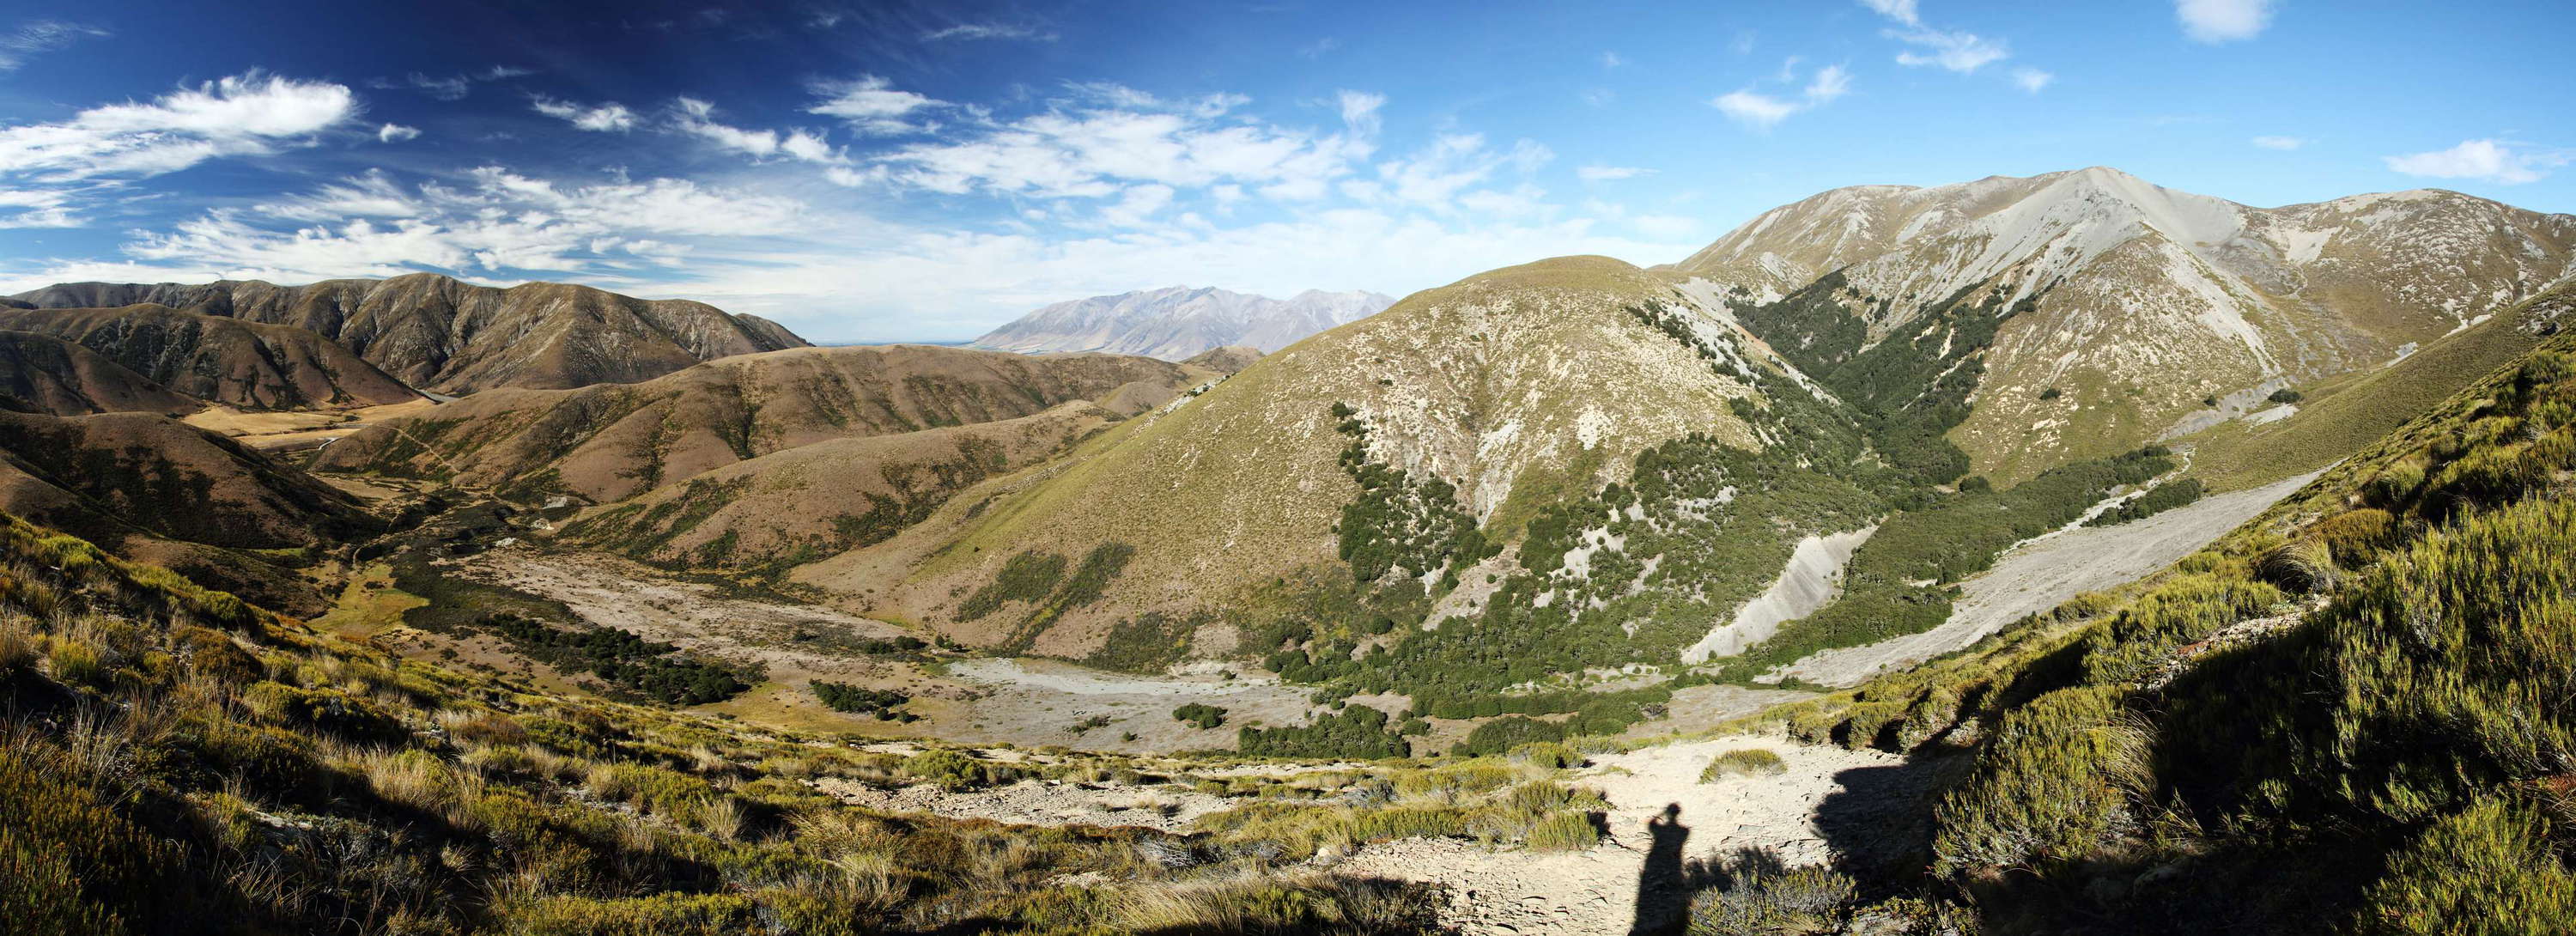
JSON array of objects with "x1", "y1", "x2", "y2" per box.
[{"x1": 0, "y1": 0, "x2": 2568, "y2": 341}]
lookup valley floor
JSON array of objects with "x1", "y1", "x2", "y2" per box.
[{"x1": 450, "y1": 548, "x2": 1322, "y2": 751}]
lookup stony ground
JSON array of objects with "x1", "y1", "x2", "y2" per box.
[
  {"x1": 1777, "y1": 470, "x2": 2322, "y2": 686},
  {"x1": 1335, "y1": 735, "x2": 1945, "y2": 935}
]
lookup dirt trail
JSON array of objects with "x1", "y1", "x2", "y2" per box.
[
  {"x1": 1338, "y1": 736, "x2": 1941, "y2": 935},
  {"x1": 1776, "y1": 470, "x2": 2323, "y2": 686}
]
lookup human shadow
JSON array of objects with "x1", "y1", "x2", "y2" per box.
[{"x1": 1627, "y1": 803, "x2": 1692, "y2": 935}]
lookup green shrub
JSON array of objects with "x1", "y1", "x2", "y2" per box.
[
  {"x1": 2358, "y1": 796, "x2": 2576, "y2": 934},
  {"x1": 1172, "y1": 703, "x2": 1227, "y2": 730},
  {"x1": 1698, "y1": 748, "x2": 1788, "y2": 781},
  {"x1": 1452, "y1": 716, "x2": 1564, "y2": 757},
  {"x1": 1684, "y1": 862, "x2": 1858, "y2": 935},
  {"x1": 1933, "y1": 685, "x2": 2147, "y2": 872}
]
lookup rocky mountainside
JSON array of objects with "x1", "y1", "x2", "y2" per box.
[
  {"x1": 313, "y1": 343, "x2": 1218, "y2": 505},
  {"x1": 1674, "y1": 167, "x2": 2576, "y2": 482},
  {"x1": 971, "y1": 285, "x2": 1394, "y2": 360},
  {"x1": 0, "y1": 305, "x2": 420, "y2": 410},
  {"x1": 0, "y1": 331, "x2": 197, "y2": 416},
  {"x1": 799, "y1": 256, "x2": 1838, "y2": 662},
  {"x1": 9, "y1": 273, "x2": 808, "y2": 394}
]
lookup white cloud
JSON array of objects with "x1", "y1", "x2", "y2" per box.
[
  {"x1": 2383, "y1": 139, "x2": 2566, "y2": 185},
  {"x1": 1337, "y1": 90, "x2": 1385, "y2": 138},
  {"x1": 2012, "y1": 68, "x2": 2054, "y2": 93},
  {"x1": 89, "y1": 167, "x2": 810, "y2": 285},
  {"x1": 1857, "y1": 0, "x2": 1920, "y2": 27},
  {"x1": 1805, "y1": 64, "x2": 1852, "y2": 104},
  {"x1": 532, "y1": 97, "x2": 637, "y2": 132},
  {"x1": 0, "y1": 71, "x2": 356, "y2": 182},
  {"x1": 2177, "y1": 0, "x2": 2276, "y2": 44},
  {"x1": 808, "y1": 76, "x2": 942, "y2": 135},
  {"x1": 0, "y1": 19, "x2": 108, "y2": 70},
  {"x1": 1577, "y1": 166, "x2": 1654, "y2": 181},
  {"x1": 1601, "y1": 51, "x2": 1624, "y2": 69},
  {"x1": 1714, "y1": 91, "x2": 1800, "y2": 128},
  {"x1": 1892, "y1": 27, "x2": 2008, "y2": 72},
  {"x1": 872, "y1": 89, "x2": 1371, "y2": 204},
  {"x1": 922, "y1": 21, "x2": 1054, "y2": 41},
  {"x1": 378, "y1": 123, "x2": 421, "y2": 143},
  {"x1": 0, "y1": 188, "x2": 80, "y2": 228},
  {"x1": 2251, "y1": 135, "x2": 2306, "y2": 150},
  {"x1": 1712, "y1": 64, "x2": 1851, "y2": 129}
]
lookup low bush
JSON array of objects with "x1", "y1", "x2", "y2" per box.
[{"x1": 1698, "y1": 748, "x2": 1787, "y2": 781}]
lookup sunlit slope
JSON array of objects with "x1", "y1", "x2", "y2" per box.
[{"x1": 799, "y1": 256, "x2": 1771, "y2": 656}]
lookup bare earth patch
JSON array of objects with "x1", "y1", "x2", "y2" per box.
[{"x1": 1776, "y1": 470, "x2": 2323, "y2": 687}]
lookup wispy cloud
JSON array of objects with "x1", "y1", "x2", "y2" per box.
[
  {"x1": 2384, "y1": 139, "x2": 2567, "y2": 185},
  {"x1": 1601, "y1": 51, "x2": 1624, "y2": 69},
  {"x1": 807, "y1": 76, "x2": 943, "y2": 135},
  {"x1": 0, "y1": 19, "x2": 108, "y2": 71},
  {"x1": 1577, "y1": 166, "x2": 1654, "y2": 181},
  {"x1": 2251, "y1": 135, "x2": 2305, "y2": 150},
  {"x1": 378, "y1": 124, "x2": 421, "y2": 143},
  {"x1": 1857, "y1": 0, "x2": 1920, "y2": 27},
  {"x1": 2012, "y1": 68, "x2": 2055, "y2": 93},
  {"x1": 531, "y1": 97, "x2": 638, "y2": 132},
  {"x1": 368, "y1": 65, "x2": 530, "y2": 100},
  {"x1": 1893, "y1": 27, "x2": 2008, "y2": 72},
  {"x1": 923, "y1": 21, "x2": 1055, "y2": 42},
  {"x1": 2177, "y1": 0, "x2": 2276, "y2": 44},
  {"x1": 1713, "y1": 64, "x2": 1850, "y2": 130}
]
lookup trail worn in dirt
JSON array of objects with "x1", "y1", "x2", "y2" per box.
[
  {"x1": 1776, "y1": 470, "x2": 2323, "y2": 687},
  {"x1": 1336, "y1": 736, "x2": 1948, "y2": 936}
]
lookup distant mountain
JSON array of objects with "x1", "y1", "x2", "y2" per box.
[
  {"x1": 9, "y1": 273, "x2": 808, "y2": 394},
  {"x1": 1671, "y1": 167, "x2": 2576, "y2": 482},
  {"x1": 971, "y1": 285, "x2": 1394, "y2": 361},
  {"x1": 0, "y1": 305, "x2": 419, "y2": 410}
]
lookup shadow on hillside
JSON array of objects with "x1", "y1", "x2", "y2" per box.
[{"x1": 1813, "y1": 756, "x2": 1966, "y2": 889}]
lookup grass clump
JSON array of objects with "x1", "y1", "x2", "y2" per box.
[{"x1": 1698, "y1": 748, "x2": 1788, "y2": 781}]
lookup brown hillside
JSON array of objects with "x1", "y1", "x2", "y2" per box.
[
  {"x1": 0, "y1": 331, "x2": 197, "y2": 416},
  {"x1": 313, "y1": 343, "x2": 1212, "y2": 504},
  {"x1": 559, "y1": 401, "x2": 1126, "y2": 572},
  {"x1": 9, "y1": 273, "x2": 809, "y2": 393},
  {"x1": 0, "y1": 410, "x2": 375, "y2": 613},
  {"x1": 0, "y1": 305, "x2": 419, "y2": 410}
]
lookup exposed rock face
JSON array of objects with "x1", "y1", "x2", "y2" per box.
[
  {"x1": 1672, "y1": 167, "x2": 2576, "y2": 481},
  {"x1": 314, "y1": 343, "x2": 1214, "y2": 504},
  {"x1": 0, "y1": 331, "x2": 197, "y2": 416},
  {"x1": 9, "y1": 273, "x2": 809, "y2": 393},
  {"x1": 972, "y1": 286, "x2": 1394, "y2": 361},
  {"x1": 0, "y1": 305, "x2": 419, "y2": 410}
]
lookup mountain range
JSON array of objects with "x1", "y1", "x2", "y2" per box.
[
  {"x1": 9, "y1": 273, "x2": 807, "y2": 394},
  {"x1": 971, "y1": 285, "x2": 1395, "y2": 360}
]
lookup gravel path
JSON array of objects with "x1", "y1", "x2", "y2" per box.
[
  {"x1": 1775, "y1": 470, "x2": 2323, "y2": 687},
  {"x1": 1337, "y1": 736, "x2": 1943, "y2": 936}
]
